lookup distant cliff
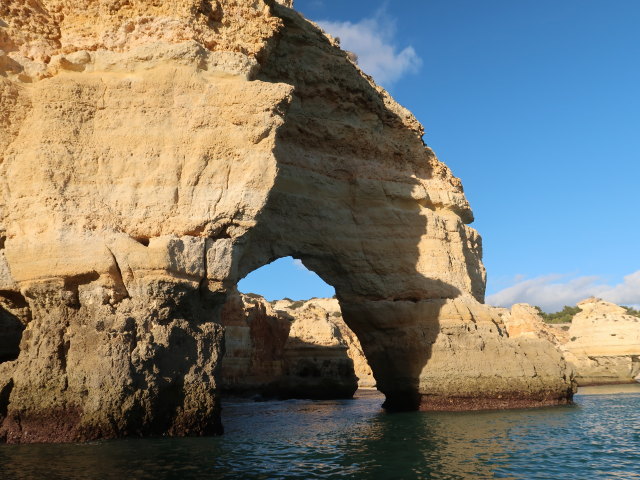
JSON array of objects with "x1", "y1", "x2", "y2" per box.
[
  {"x1": 220, "y1": 291, "x2": 359, "y2": 398},
  {"x1": 563, "y1": 298, "x2": 640, "y2": 385},
  {"x1": 500, "y1": 298, "x2": 640, "y2": 385},
  {"x1": 222, "y1": 293, "x2": 576, "y2": 408}
]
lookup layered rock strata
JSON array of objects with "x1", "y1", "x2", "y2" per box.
[
  {"x1": 0, "y1": 0, "x2": 574, "y2": 442},
  {"x1": 273, "y1": 298, "x2": 358, "y2": 398},
  {"x1": 219, "y1": 291, "x2": 290, "y2": 393},
  {"x1": 220, "y1": 292, "x2": 358, "y2": 398},
  {"x1": 364, "y1": 298, "x2": 575, "y2": 411},
  {"x1": 272, "y1": 298, "x2": 375, "y2": 389}
]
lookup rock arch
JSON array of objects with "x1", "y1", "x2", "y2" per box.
[
  {"x1": 0, "y1": 0, "x2": 573, "y2": 442},
  {"x1": 221, "y1": 271, "x2": 359, "y2": 399}
]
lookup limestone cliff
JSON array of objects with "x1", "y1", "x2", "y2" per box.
[
  {"x1": 0, "y1": 0, "x2": 574, "y2": 442},
  {"x1": 220, "y1": 292, "x2": 358, "y2": 397},
  {"x1": 271, "y1": 298, "x2": 375, "y2": 389},
  {"x1": 562, "y1": 298, "x2": 640, "y2": 385},
  {"x1": 500, "y1": 304, "x2": 569, "y2": 346},
  {"x1": 219, "y1": 291, "x2": 290, "y2": 393},
  {"x1": 225, "y1": 295, "x2": 575, "y2": 409},
  {"x1": 273, "y1": 298, "x2": 358, "y2": 398},
  {"x1": 500, "y1": 300, "x2": 640, "y2": 386}
]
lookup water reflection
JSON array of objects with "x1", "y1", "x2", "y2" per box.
[{"x1": 0, "y1": 390, "x2": 638, "y2": 480}]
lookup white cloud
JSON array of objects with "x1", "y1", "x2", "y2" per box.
[
  {"x1": 486, "y1": 271, "x2": 640, "y2": 312},
  {"x1": 317, "y1": 10, "x2": 422, "y2": 87},
  {"x1": 292, "y1": 258, "x2": 310, "y2": 271}
]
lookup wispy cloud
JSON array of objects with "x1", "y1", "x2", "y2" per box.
[
  {"x1": 317, "y1": 10, "x2": 422, "y2": 87},
  {"x1": 487, "y1": 271, "x2": 640, "y2": 312}
]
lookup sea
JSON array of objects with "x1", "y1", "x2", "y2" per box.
[{"x1": 0, "y1": 385, "x2": 638, "y2": 480}]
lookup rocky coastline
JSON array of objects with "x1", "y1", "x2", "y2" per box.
[
  {"x1": 500, "y1": 299, "x2": 640, "y2": 386},
  {"x1": 556, "y1": 299, "x2": 639, "y2": 385},
  {"x1": 219, "y1": 293, "x2": 577, "y2": 411},
  {"x1": 219, "y1": 291, "x2": 358, "y2": 399},
  {"x1": 220, "y1": 294, "x2": 638, "y2": 404},
  {"x1": 0, "y1": 0, "x2": 578, "y2": 443}
]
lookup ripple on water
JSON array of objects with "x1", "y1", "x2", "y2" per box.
[{"x1": 0, "y1": 388, "x2": 639, "y2": 479}]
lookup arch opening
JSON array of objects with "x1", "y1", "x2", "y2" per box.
[
  {"x1": 219, "y1": 256, "x2": 376, "y2": 400},
  {"x1": 237, "y1": 256, "x2": 335, "y2": 302}
]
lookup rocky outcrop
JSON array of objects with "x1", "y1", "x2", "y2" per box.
[
  {"x1": 273, "y1": 298, "x2": 375, "y2": 389},
  {"x1": 0, "y1": 0, "x2": 574, "y2": 442},
  {"x1": 499, "y1": 299, "x2": 640, "y2": 386},
  {"x1": 274, "y1": 299, "x2": 358, "y2": 398},
  {"x1": 500, "y1": 303, "x2": 569, "y2": 345},
  {"x1": 220, "y1": 292, "x2": 358, "y2": 397},
  {"x1": 366, "y1": 298, "x2": 575, "y2": 411},
  {"x1": 562, "y1": 298, "x2": 640, "y2": 385},
  {"x1": 225, "y1": 294, "x2": 576, "y2": 409},
  {"x1": 219, "y1": 291, "x2": 291, "y2": 393}
]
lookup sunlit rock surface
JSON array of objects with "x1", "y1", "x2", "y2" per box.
[
  {"x1": 562, "y1": 298, "x2": 640, "y2": 385},
  {"x1": 500, "y1": 299, "x2": 640, "y2": 386},
  {"x1": 282, "y1": 298, "x2": 376, "y2": 389},
  {"x1": 0, "y1": 0, "x2": 573, "y2": 442},
  {"x1": 223, "y1": 295, "x2": 579, "y2": 408},
  {"x1": 220, "y1": 292, "x2": 358, "y2": 398}
]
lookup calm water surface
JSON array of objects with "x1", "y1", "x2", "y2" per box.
[{"x1": 1, "y1": 386, "x2": 639, "y2": 479}]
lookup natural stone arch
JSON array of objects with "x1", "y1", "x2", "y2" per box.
[
  {"x1": 215, "y1": 4, "x2": 484, "y2": 409},
  {"x1": 0, "y1": 0, "x2": 573, "y2": 443},
  {"x1": 221, "y1": 259, "x2": 361, "y2": 399}
]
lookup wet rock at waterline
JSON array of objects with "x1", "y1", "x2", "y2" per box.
[{"x1": 0, "y1": 0, "x2": 574, "y2": 442}]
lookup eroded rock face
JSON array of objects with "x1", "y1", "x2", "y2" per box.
[
  {"x1": 499, "y1": 299, "x2": 640, "y2": 386},
  {"x1": 274, "y1": 299, "x2": 358, "y2": 399},
  {"x1": 220, "y1": 293, "x2": 358, "y2": 398},
  {"x1": 1, "y1": 0, "x2": 288, "y2": 443},
  {"x1": 501, "y1": 303, "x2": 569, "y2": 345},
  {"x1": 353, "y1": 298, "x2": 575, "y2": 411},
  {"x1": 222, "y1": 294, "x2": 576, "y2": 409},
  {"x1": 223, "y1": 294, "x2": 578, "y2": 408},
  {"x1": 219, "y1": 291, "x2": 291, "y2": 393},
  {"x1": 286, "y1": 298, "x2": 376, "y2": 389},
  {"x1": 562, "y1": 298, "x2": 640, "y2": 385},
  {"x1": 0, "y1": 0, "x2": 573, "y2": 442}
]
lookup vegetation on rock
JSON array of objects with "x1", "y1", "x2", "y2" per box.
[
  {"x1": 534, "y1": 306, "x2": 580, "y2": 324},
  {"x1": 622, "y1": 306, "x2": 640, "y2": 318},
  {"x1": 536, "y1": 304, "x2": 640, "y2": 323}
]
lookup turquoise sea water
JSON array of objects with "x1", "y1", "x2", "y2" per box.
[{"x1": 1, "y1": 385, "x2": 639, "y2": 479}]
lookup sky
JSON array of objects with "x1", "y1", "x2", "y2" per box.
[{"x1": 239, "y1": 0, "x2": 640, "y2": 311}]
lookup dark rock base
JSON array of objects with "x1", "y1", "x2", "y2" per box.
[{"x1": 417, "y1": 393, "x2": 574, "y2": 411}]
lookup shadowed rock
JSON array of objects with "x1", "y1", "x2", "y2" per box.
[{"x1": 0, "y1": 0, "x2": 574, "y2": 442}]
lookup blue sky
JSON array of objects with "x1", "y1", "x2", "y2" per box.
[{"x1": 239, "y1": 0, "x2": 640, "y2": 311}]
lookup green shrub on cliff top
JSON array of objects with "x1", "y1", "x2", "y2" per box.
[
  {"x1": 533, "y1": 304, "x2": 640, "y2": 323},
  {"x1": 622, "y1": 306, "x2": 640, "y2": 318},
  {"x1": 534, "y1": 305, "x2": 580, "y2": 324}
]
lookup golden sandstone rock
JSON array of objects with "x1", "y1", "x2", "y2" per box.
[
  {"x1": 219, "y1": 292, "x2": 358, "y2": 398},
  {"x1": 501, "y1": 299, "x2": 640, "y2": 386},
  {"x1": 0, "y1": 0, "x2": 574, "y2": 442},
  {"x1": 562, "y1": 298, "x2": 640, "y2": 385}
]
